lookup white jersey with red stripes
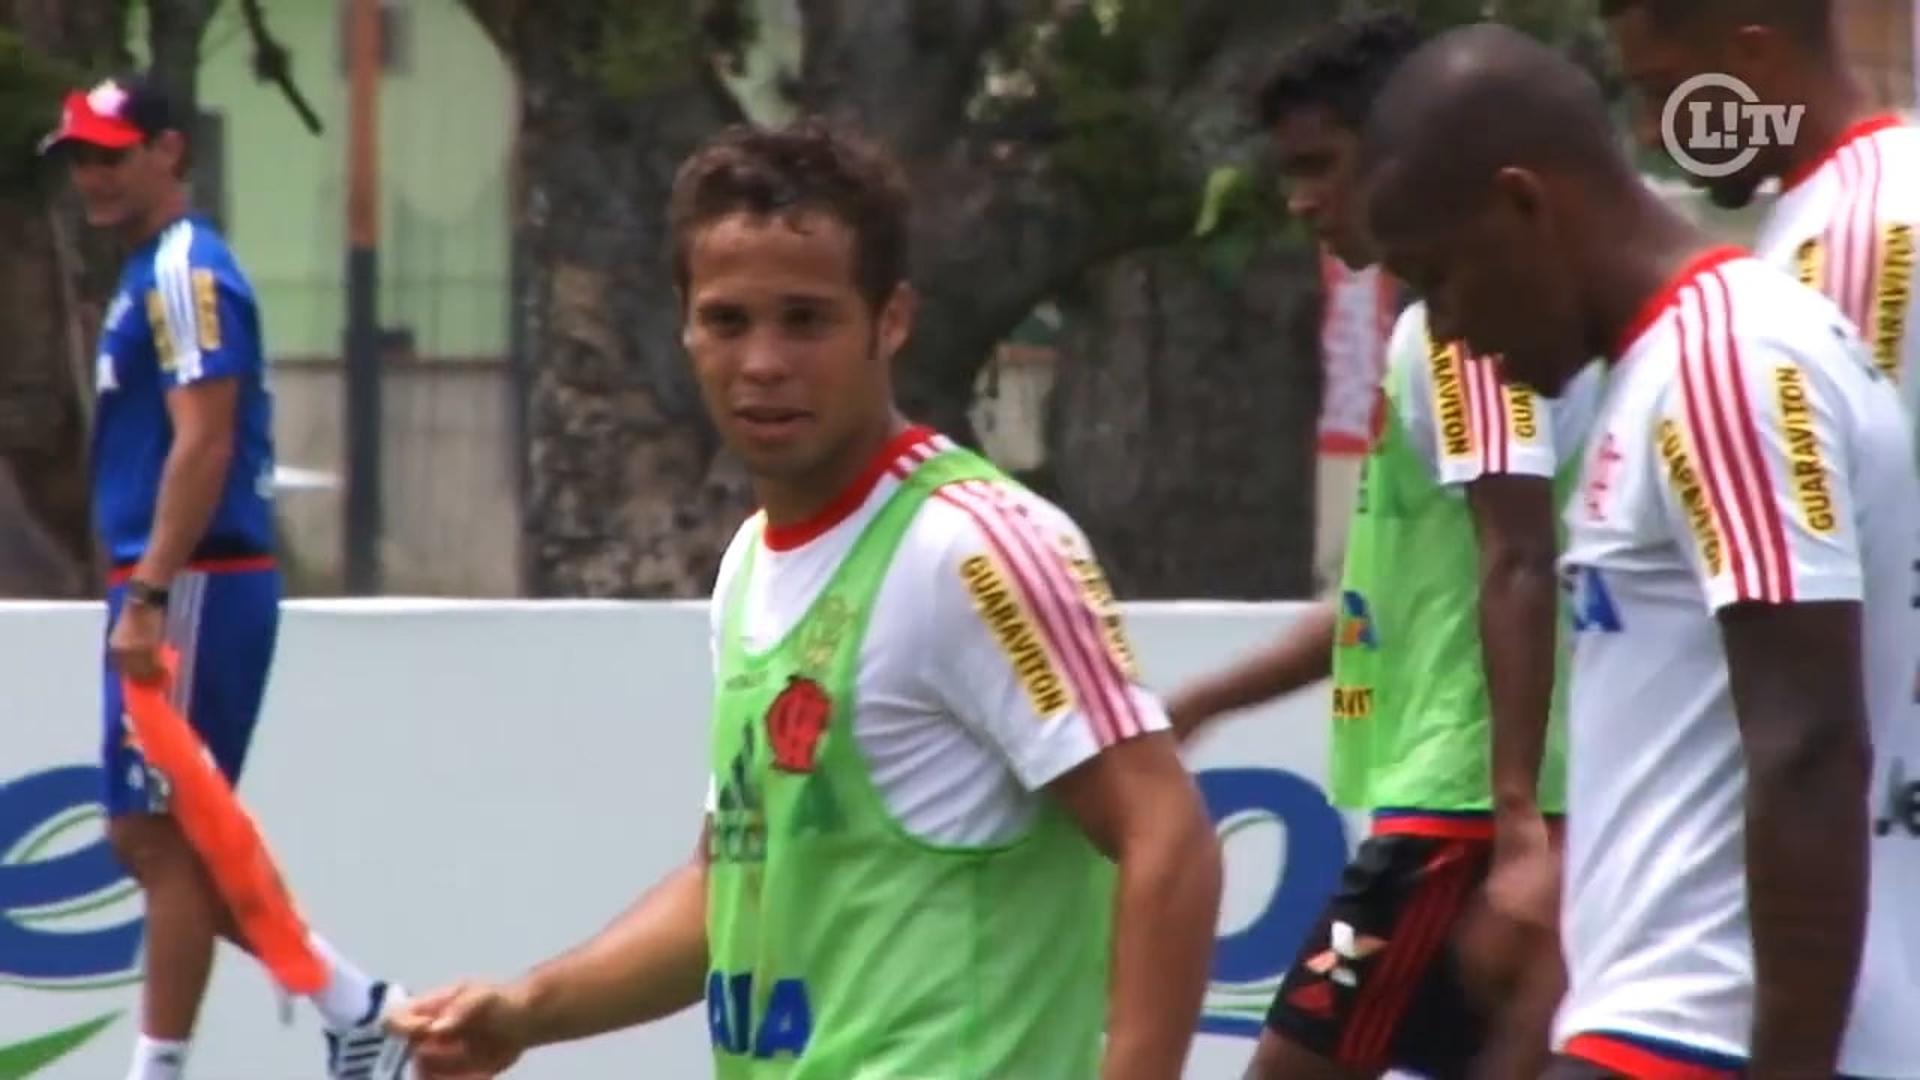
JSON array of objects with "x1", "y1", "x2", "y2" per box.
[
  {"x1": 704, "y1": 426, "x2": 1168, "y2": 845},
  {"x1": 1754, "y1": 114, "x2": 1920, "y2": 430},
  {"x1": 1555, "y1": 248, "x2": 1920, "y2": 1074},
  {"x1": 1387, "y1": 300, "x2": 1603, "y2": 486}
]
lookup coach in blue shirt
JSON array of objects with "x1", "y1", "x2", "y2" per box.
[{"x1": 41, "y1": 74, "x2": 411, "y2": 1080}]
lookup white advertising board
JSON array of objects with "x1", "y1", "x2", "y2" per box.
[{"x1": 2, "y1": 600, "x2": 1363, "y2": 1079}]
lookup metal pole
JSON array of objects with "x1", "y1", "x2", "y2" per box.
[{"x1": 344, "y1": 0, "x2": 382, "y2": 594}]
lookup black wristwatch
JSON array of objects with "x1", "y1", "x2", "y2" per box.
[{"x1": 126, "y1": 579, "x2": 170, "y2": 611}]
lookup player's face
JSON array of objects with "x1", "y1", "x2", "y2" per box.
[
  {"x1": 1274, "y1": 106, "x2": 1372, "y2": 268},
  {"x1": 66, "y1": 134, "x2": 181, "y2": 230},
  {"x1": 1368, "y1": 171, "x2": 1585, "y2": 396},
  {"x1": 1607, "y1": 9, "x2": 1770, "y2": 210},
  {"x1": 683, "y1": 210, "x2": 912, "y2": 483}
]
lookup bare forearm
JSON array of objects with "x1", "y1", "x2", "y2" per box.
[
  {"x1": 514, "y1": 862, "x2": 710, "y2": 1049},
  {"x1": 133, "y1": 438, "x2": 231, "y2": 584},
  {"x1": 1723, "y1": 604, "x2": 1873, "y2": 1075},
  {"x1": 1479, "y1": 555, "x2": 1559, "y2": 813},
  {"x1": 1169, "y1": 603, "x2": 1335, "y2": 738},
  {"x1": 1746, "y1": 747, "x2": 1870, "y2": 1074},
  {"x1": 1102, "y1": 811, "x2": 1223, "y2": 1079}
]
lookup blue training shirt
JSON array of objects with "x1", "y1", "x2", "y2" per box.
[{"x1": 91, "y1": 215, "x2": 277, "y2": 567}]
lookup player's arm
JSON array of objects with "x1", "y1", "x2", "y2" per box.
[
  {"x1": 1430, "y1": 351, "x2": 1574, "y2": 835},
  {"x1": 1724, "y1": 602, "x2": 1870, "y2": 1075},
  {"x1": 1467, "y1": 474, "x2": 1558, "y2": 818},
  {"x1": 1163, "y1": 602, "x2": 1334, "y2": 740},
  {"x1": 1438, "y1": 352, "x2": 1578, "y2": 1078},
  {"x1": 507, "y1": 823, "x2": 712, "y2": 1044},
  {"x1": 132, "y1": 266, "x2": 255, "y2": 591},
  {"x1": 1051, "y1": 734, "x2": 1220, "y2": 1080},
  {"x1": 930, "y1": 510, "x2": 1220, "y2": 1080},
  {"x1": 132, "y1": 379, "x2": 237, "y2": 589},
  {"x1": 394, "y1": 572, "x2": 742, "y2": 1072},
  {"x1": 1656, "y1": 349, "x2": 1872, "y2": 1075},
  {"x1": 392, "y1": 823, "x2": 711, "y2": 1073}
]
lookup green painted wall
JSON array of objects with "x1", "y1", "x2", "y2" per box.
[{"x1": 135, "y1": 0, "x2": 513, "y2": 359}]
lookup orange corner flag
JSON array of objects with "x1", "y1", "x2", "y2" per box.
[{"x1": 121, "y1": 649, "x2": 326, "y2": 994}]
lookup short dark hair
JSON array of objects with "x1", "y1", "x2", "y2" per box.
[
  {"x1": 1597, "y1": 0, "x2": 1832, "y2": 43},
  {"x1": 1363, "y1": 23, "x2": 1634, "y2": 232},
  {"x1": 1255, "y1": 12, "x2": 1425, "y2": 131},
  {"x1": 668, "y1": 118, "x2": 912, "y2": 310}
]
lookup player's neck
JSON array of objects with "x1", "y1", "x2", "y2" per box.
[
  {"x1": 124, "y1": 188, "x2": 190, "y2": 246},
  {"x1": 1588, "y1": 202, "x2": 1707, "y2": 360},
  {"x1": 755, "y1": 413, "x2": 913, "y2": 532},
  {"x1": 1776, "y1": 67, "x2": 1875, "y2": 188}
]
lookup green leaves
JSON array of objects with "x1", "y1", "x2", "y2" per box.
[{"x1": 571, "y1": 0, "x2": 701, "y2": 100}]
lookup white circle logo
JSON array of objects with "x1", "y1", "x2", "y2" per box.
[{"x1": 1659, "y1": 72, "x2": 1803, "y2": 179}]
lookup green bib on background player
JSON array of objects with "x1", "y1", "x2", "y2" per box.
[
  {"x1": 1328, "y1": 336, "x2": 1575, "y2": 816},
  {"x1": 706, "y1": 448, "x2": 1111, "y2": 1079}
]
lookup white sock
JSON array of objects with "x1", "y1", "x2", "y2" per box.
[
  {"x1": 306, "y1": 932, "x2": 380, "y2": 1031},
  {"x1": 125, "y1": 1035, "x2": 189, "y2": 1080}
]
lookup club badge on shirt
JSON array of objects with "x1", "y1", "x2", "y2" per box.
[{"x1": 767, "y1": 675, "x2": 831, "y2": 774}]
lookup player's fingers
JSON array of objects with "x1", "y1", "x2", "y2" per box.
[
  {"x1": 414, "y1": 1033, "x2": 509, "y2": 1079},
  {"x1": 428, "y1": 985, "x2": 499, "y2": 1034},
  {"x1": 387, "y1": 982, "x2": 469, "y2": 1036},
  {"x1": 115, "y1": 644, "x2": 163, "y2": 684},
  {"x1": 411, "y1": 1040, "x2": 486, "y2": 1077}
]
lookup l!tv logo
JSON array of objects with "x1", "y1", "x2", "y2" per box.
[{"x1": 0, "y1": 766, "x2": 144, "y2": 1077}]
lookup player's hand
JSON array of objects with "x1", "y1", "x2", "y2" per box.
[
  {"x1": 386, "y1": 980, "x2": 532, "y2": 1079},
  {"x1": 1486, "y1": 806, "x2": 1560, "y2": 935},
  {"x1": 108, "y1": 600, "x2": 167, "y2": 684},
  {"x1": 1457, "y1": 808, "x2": 1562, "y2": 1010}
]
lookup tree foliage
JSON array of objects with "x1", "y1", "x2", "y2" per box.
[{"x1": 442, "y1": 0, "x2": 1351, "y2": 596}]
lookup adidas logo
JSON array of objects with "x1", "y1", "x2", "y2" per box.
[{"x1": 1303, "y1": 921, "x2": 1387, "y2": 989}]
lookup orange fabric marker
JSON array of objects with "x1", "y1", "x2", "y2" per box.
[{"x1": 121, "y1": 648, "x2": 326, "y2": 994}]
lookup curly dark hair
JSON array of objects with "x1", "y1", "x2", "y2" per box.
[
  {"x1": 668, "y1": 118, "x2": 912, "y2": 310},
  {"x1": 1254, "y1": 11, "x2": 1425, "y2": 131},
  {"x1": 1596, "y1": 0, "x2": 1832, "y2": 43}
]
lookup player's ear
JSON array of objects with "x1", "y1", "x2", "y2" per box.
[
  {"x1": 1490, "y1": 167, "x2": 1549, "y2": 231},
  {"x1": 153, "y1": 129, "x2": 187, "y2": 178},
  {"x1": 875, "y1": 281, "x2": 917, "y2": 362}
]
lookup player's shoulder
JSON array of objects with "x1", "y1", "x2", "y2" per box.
[
  {"x1": 1870, "y1": 130, "x2": 1920, "y2": 227},
  {"x1": 710, "y1": 510, "x2": 765, "y2": 608},
  {"x1": 1869, "y1": 120, "x2": 1920, "y2": 187},
  {"x1": 904, "y1": 476, "x2": 1096, "y2": 586},
  {"x1": 1664, "y1": 257, "x2": 1880, "y2": 402},
  {"x1": 1384, "y1": 299, "x2": 1430, "y2": 369},
  {"x1": 1714, "y1": 257, "x2": 1855, "y2": 351},
  {"x1": 152, "y1": 218, "x2": 252, "y2": 294}
]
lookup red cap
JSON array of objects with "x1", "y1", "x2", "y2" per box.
[{"x1": 38, "y1": 79, "x2": 167, "y2": 155}]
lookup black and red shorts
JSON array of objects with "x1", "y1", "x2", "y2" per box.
[{"x1": 1264, "y1": 830, "x2": 1493, "y2": 1078}]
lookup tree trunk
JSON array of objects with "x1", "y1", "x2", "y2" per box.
[
  {"x1": 468, "y1": 0, "x2": 1335, "y2": 598},
  {"x1": 1044, "y1": 238, "x2": 1322, "y2": 599},
  {"x1": 0, "y1": 204, "x2": 93, "y2": 597},
  {"x1": 488, "y1": 8, "x2": 755, "y2": 598},
  {"x1": 0, "y1": 0, "x2": 127, "y2": 597}
]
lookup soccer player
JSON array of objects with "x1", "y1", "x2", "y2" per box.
[
  {"x1": 1163, "y1": 13, "x2": 1597, "y2": 1078},
  {"x1": 1361, "y1": 24, "x2": 1920, "y2": 1078},
  {"x1": 386, "y1": 120, "x2": 1222, "y2": 1078},
  {"x1": 1604, "y1": 0, "x2": 1920, "y2": 421},
  {"x1": 39, "y1": 75, "x2": 412, "y2": 1080}
]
